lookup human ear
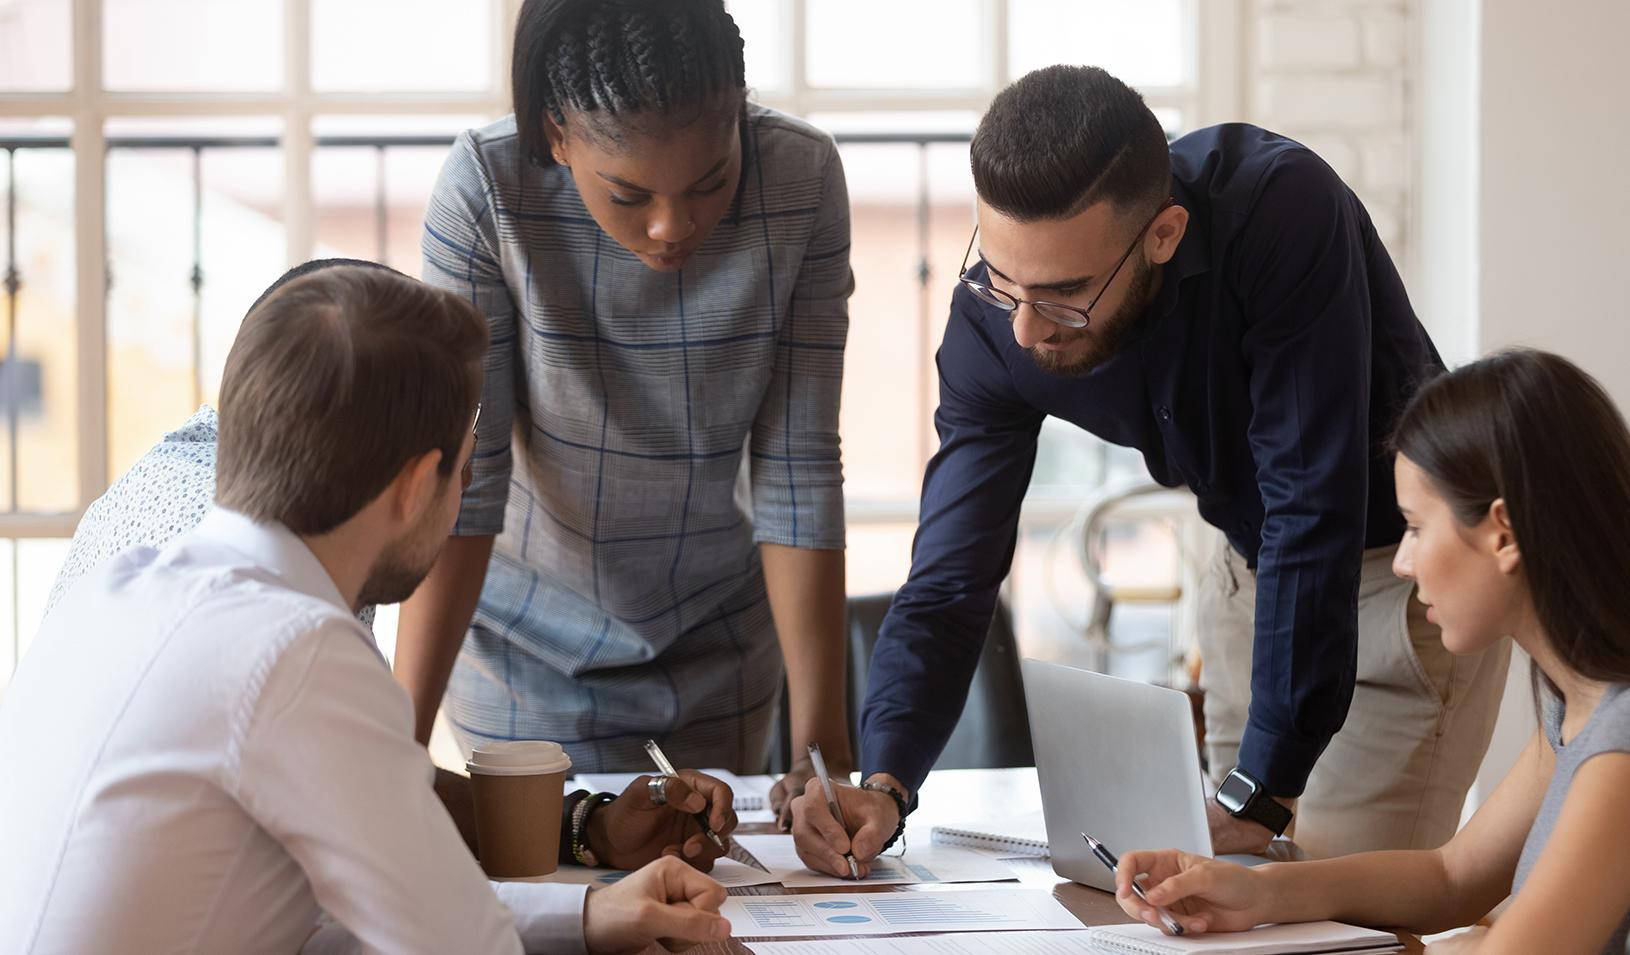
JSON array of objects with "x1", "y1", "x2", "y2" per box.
[
  {"x1": 387, "y1": 450, "x2": 446, "y2": 524},
  {"x1": 1488, "y1": 498, "x2": 1522, "y2": 574},
  {"x1": 544, "y1": 112, "x2": 571, "y2": 167},
  {"x1": 1146, "y1": 203, "x2": 1188, "y2": 266}
]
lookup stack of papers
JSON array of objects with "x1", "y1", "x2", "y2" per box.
[
  {"x1": 731, "y1": 834, "x2": 1018, "y2": 888},
  {"x1": 538, "y1": 857, "x2": 780, "y2": 889},
  {"x1": 1084, "y1": 921, "x2": 1401, "y2": 954},
  {"x1": 721, "y1": 890, "x2": 1082, "y2": 938}
]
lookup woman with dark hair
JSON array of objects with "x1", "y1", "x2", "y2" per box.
[
  {"x1": 404, "y1": 0, "x2": 853, "y2": 832},
  {"x1": 1110, "y1": 349, "x2": 1630, "y2": 954}
]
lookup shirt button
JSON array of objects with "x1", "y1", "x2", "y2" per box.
[{"x1": 1157, "y1": 406, "x2": 1172, "y2": 422}]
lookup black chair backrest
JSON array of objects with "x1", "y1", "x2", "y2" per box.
[
  {"x1": 766, "y1": 592, "x2": 1035, "y2": 774},
  {"x1": 844, "y1": 592, "x2": 1034, "y2": 771}
]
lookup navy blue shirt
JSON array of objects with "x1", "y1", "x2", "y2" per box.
[{"x1": 860, "y1": 124, "x2": 1442, "y2": 798}]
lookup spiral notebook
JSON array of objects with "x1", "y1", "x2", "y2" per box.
[
  {"x1": 1084, "y1": 920, "x2": 1401, "y2": 955},
  {"x1": 929, "y1": 811, "x2": 1050, "y2": 857}
]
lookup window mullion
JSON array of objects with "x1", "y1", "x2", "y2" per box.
[
  {"x1": 988, "y1": 0, "x2": 1009, "y2": 98},
  {"x1": 73, "y1": 0, "x2": 108, "y2": 511},
  {"x1": 285, "y1": 0, "x2": 313, "y2": 267},
  {"x1": 788, "y1": 0, "x2": 807, "y2": 116}
]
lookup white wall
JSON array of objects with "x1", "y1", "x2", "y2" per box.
[
  {"x1": 1475, "y1": 0, "x2": 1630, "y2": 408},
  {"x1": 1412, "y1": 0, "x2": 1480, "y2": 365}
]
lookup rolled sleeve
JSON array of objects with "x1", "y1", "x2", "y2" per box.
[
  {"x1": 422, "y1": 130, "x2": 518, "y2": 537},
  {"x1": 1231, "y1": 152, "x2": 1373, "y2": 797},
  {"x1": 749, "y1": 141, "x2": 852, "y2": 551},
  {"x1": 859, "y1": 289, "x2": 1044, "y2": 793}
]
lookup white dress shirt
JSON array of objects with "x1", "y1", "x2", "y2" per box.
[{"x1": 0, "y1": 508, "x2": 588, "y2": 954}]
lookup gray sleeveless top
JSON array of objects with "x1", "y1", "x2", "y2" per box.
[{"x1": 1513, "y1": 682, "x2": 1630, "y2": 954}]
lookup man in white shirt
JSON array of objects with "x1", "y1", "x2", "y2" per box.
[
  {"x1": 40, "y1": 258, "x2": 739, "y2": 867},
  {"x1": 0, "y1": 265, "x2": 734, "y2": 953}
]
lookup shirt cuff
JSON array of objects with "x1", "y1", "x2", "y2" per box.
[
  {"x1": 490, "y1": 881, "x2": 590, "y2": 955},
  {"x1": 861, "y1": 728, "x2": 936, "y2": 798},
  {"x1": 1237, "y1": 719, "x2": 1331, "y2": 799}
]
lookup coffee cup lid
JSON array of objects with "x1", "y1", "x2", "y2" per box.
[{"x1": 466, "y1": 740, "x2": 573, "y2": 776}]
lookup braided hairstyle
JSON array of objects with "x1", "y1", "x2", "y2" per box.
[{"x1": 513, "y1": 0, "x2": 748, "y2": 167}]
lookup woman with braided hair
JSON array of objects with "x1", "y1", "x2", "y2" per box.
[{"x1": 407, "y1": 0, "x2": 855, "y2": 839}]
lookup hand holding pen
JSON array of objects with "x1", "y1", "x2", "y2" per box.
[
  {"x1": 1084, "y1": 832, "x2": 1186, "y2": 936},
  {"x1": 806, "y1": 742, "x2": 863, "y2": 880},
  {"x1": 642, "y1": 739, "x2": 769, "y2": 872}
]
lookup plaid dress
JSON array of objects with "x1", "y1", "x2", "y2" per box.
[{"x1": 421, "y1": 106, "x2": 851, "y2": 772}]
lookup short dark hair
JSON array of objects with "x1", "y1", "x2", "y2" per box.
[
  {"x1": 1392, "y1": 349, "x2": 1630, "y2": 689},
  {"x1": 216, "y1": 266, "x2": 487, "y2": 536},
  {"x1": 971, "y1": 65, "x2": 1171, "y2": 221},
  {"x1": 512, "y1": 0, "x2": 747, "y2": 166}
]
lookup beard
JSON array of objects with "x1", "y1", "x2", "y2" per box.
[
  {"x1": 357, "y1": 525, "x2": 442, "y2": 608},
  {"x1": 1028, "y1": 256, "x2": 1157, "y2": 378}
]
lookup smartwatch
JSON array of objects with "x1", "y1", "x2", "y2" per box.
[{"x1": 1215, "y1": 766, "x2": 1292, "y2": 837}]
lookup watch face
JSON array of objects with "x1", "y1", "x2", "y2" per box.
[{"x1": 1216, "y1": 772, "x2": 1256, "y2": 813}]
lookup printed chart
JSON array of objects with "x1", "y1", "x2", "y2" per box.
[{"x1": 721, "y1": 890, "x2": 1082, "y2": 938}]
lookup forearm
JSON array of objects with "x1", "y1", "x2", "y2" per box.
[
  {"x1": 1260, "y1": 849, "x2": 1472, "y2": 934},
  {"x1": 760, "y1": 543, "x2": 851, "y2": 765},
  {"x1": 1240, "y1": 539, "x2": 1362, "y2": 797},
  {"x1": 394, "y1": 535, "x2": 494, "y2": 744}
]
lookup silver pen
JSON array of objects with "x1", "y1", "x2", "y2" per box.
[
  {"x1": 1083, "y1": 832, "x2": 1185, "y2": 936},
  {"x1": 642, "y1": 739, "x2": 726, "y2": 851},
  {"x1": 807, "y1": 742, "x2": 862, "y2": 880},
  {"x1": 640, "y1": 739, "x2": 769, "y2": 872}
]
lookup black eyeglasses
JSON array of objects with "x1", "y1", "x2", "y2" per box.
[
  {"x1": 958, "y1": 197, "x2": 1175, "y2": 330},
  {"x1": 460, "y1": 403, "x2": 482, "y2": 492}
]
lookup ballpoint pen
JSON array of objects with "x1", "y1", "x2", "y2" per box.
[
  {"x1": 642, "y1": 739, "x2": 770, "y2": 872},
  {"x1": 807, "y1": 742, "x2": 862, "y2": 881},
  {"x1": 1083, "y1": 832, "x2": 1185, "y2": 936}
]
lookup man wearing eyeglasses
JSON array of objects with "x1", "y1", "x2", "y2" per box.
[{"x1": 789, "y1": 65, "x2": 1511, "y2": 872}]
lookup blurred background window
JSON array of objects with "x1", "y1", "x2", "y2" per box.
[{"x1": 0, "y1": 0, "x2": 1205, "y2": 692}]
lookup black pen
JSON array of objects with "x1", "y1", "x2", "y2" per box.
[{"x1": 1083, "y1": 832, "x2": 1185, "y2": 936}]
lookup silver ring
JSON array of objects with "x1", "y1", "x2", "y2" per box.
[{"x1": 648, "y1": 775, "x2": 669, "y2": 807}]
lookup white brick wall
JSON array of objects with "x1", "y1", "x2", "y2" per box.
[{"x1": 1243, "y1": 0, "x2": 1416, "y2": 274}]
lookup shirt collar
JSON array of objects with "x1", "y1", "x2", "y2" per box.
[
  {"x1": 1125, "y1": 178, "x2": 1213, "y2": 346},
  {"x1": 192, "y1": 507, "x2": 353, "y2": 615}
]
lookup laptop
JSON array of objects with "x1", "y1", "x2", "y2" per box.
[{"x1": 1021, "y1": 657, "x2": 1213, "y2": 892}]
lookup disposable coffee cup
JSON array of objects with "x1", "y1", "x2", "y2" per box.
[{"x1": 467, "y1": 741, "x2": 573, "y2": 878}]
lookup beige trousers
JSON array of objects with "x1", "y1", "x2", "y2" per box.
[{"x1": 1196, "y1": 539, "x2": 1511, "y2": 858}]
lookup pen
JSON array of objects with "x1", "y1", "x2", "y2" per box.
[
  {"x1": 1082, "y1": 832, "x2": 1185, "y2": 936},
  {"x1": 642, "y1": 739, "x2": 727, "y2": 852},
  {"x1": 807, "y1": 742, "x2": 862, "y2": 881}
]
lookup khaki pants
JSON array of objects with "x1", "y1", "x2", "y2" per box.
[{"x1": 1197, "y1": 539, "x2": 1510, "y2": 858}]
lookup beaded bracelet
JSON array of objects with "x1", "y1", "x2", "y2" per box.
[
  {"x1": 571, "y1": 792, "x2": 617, "y2": 867},
  {"x1": 861, "y1": 780, "x2": 909, "y2": 853},
  {"x1": 559, "y1": 790, "x2": 592, "y2": 866}
]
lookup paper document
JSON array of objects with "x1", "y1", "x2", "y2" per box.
[
  {"x1": 721, "y1": 889, "x2": 1082, "y2": 938},
  {"x1": 747, "y1": 930, "x2": 1097, "y2": 955},
  {"x1": 732, "y1": 833, "x2": 1017, "y2": 888},
  {"x1": 536, "y1": 858, "x2": 780, "y2": 889},
  {"x1": 1085, "y1": 920, "x2": 1401, "y2": 954}
]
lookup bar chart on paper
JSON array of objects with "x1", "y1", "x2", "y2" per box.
[{"x1": 721, "y1": 890, "x2": 1082, "y2": 938}]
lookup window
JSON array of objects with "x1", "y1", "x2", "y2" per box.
[{"x1": 0, "y1": 0, "x2": 1227, "y2": 687}]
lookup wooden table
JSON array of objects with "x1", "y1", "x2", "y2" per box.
[{"x1": 685, "y1": 768, "x2": 1421, "y2": 954}]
